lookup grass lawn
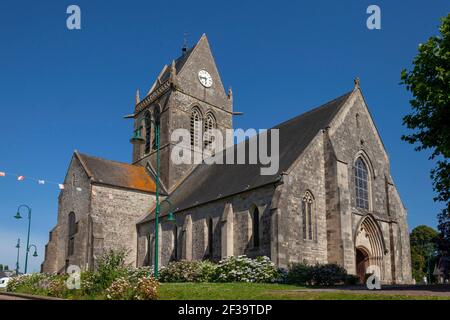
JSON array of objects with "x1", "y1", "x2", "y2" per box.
[
  {"x1": 158, "y1": 283, "x2": 450, "y2": 300},
  {"x1": 5, "y1": 282, "x2": 449, "y2": 300}
]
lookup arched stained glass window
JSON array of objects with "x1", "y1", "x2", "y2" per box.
[{"x1": 355, "y1": 158, "x2": 369, "y2": 210}]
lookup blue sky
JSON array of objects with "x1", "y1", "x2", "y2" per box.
[{"x1": 0, "y1": 1, "x2": 449, "y2": 273}]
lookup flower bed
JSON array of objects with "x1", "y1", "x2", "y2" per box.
[{"x1": 6, "y1": 251, "x2": 358, "y2": 299}]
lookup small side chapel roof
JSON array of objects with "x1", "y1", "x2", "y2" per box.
[{"x1": 75, "y1": 152, "x2": 157, "y2": 193}]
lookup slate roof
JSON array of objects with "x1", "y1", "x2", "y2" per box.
[
  {"x1": 139, "y1": 90, "x2": 353, "y2": 223},
  {"x1": 76, "y1": 152, "x2": 157, "y2": 193},
  {"x1": 150, "y1": 46, "x2": 195, "y2": 92}
]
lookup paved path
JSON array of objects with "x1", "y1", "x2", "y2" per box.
[
  {"x1": 0, "y1": 293, "x2": 30, "y2": 300},
  {"x1": 293, "y1": 285, "x2": 450, "y2": 297}
]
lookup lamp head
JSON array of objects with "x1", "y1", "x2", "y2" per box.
[
  {"x1": 167, "y1": 212, "x2": 175, "y2": 222},
  {"x1": 130, "y1": 129, "x2": 145, "y2": 145},
  {"x1": 14, "y1": 211, "x2": 22, "y2": 219},
  {"x1": 33, "y1": 251, "x2": 38, "y2": 257}
]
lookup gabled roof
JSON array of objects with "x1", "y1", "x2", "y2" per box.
[
  {"x1": 75, "y1": 152, "x2": 157, "y2": 193},
  {"x1": 139, "y1": 90, "x2": 353, "y2": 223}
]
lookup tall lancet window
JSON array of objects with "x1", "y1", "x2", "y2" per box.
[
  {"x1": 355, "y1": 158, "x2": 369, "y2": 210},
  {"x1": 252, "y1": 207, "x2": 260, "y2": 248},
  {"x1": 144, "y1": 111, "x2": 152, "y2": 154},
  {"x1": 68, "y1": 212, "x2": 77, "y2": 256},
  {"x1": 207, "y1": 217, "x2": 214, "y2": 259},
  {"x1": 204, "y1": 113, "x2": 216, "y2": 152},
  {"x1": 171, "y1": 226, "x2": 178, "y2": 262},
  {"x1": 190, "y1": 108, "x2": 202, "y2": 148},
  {"x1": 302, "y1": 191, "x2": 315, "y2": 241}
]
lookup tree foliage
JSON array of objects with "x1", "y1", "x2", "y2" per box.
[
  {"x1": 401, "y1": 14, "x2": 450, "y2": 252},
  {"x1": 409, "y1": 225, "x2": 439, "y2": 282}
]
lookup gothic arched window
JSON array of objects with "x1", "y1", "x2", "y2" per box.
[
  {"x1": 190, "y1": 108, "x2": 202, "y2": 148},
  {"x1": 355, "y1": 158, "x2": 369, "y2": 210},
  {"x1": 207, "y1": 217, "x2": 214, "y2": 259},
  {"x1": 252, "y1": 207, "x2": 260, "y2": 248},
  {"x1": 144, "y1": 111, "x2": 152, "y2": 154},
  {"x1": 146, "y1": 234, "x2": 153, "y2": 266},
  {"x1": 68, "y1": 212, "x2": 76, "y2": 256},
  {"x1": 171, "y1": 226, "x2": 178, "y2": 262},
  {"x1": 302, "y1": 191, "x2": 315, "y2": 241},
  {"x1": 204, "y1": 113, "x2": 216, "y2": 151}
]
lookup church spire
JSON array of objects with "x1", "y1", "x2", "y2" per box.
[
  {"x1": 228, "y1": 86, "x2": 233, "y2": 100},
  {"x1": 135, "y1": 89, "x2": 140, "y2": 105},
  {"x1": 354, "y1": 77, "x2": 361, "y2": 89},
  {"x1": 182, "y1": 31, "x2": 189, "y2": 54},
  {"x1": 171, "y1": 59, "x2": 177, "y2": 76}
]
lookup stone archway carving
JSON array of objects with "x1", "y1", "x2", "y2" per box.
[{"x1": 354, "y1": 215, "x2": 386, "y2": 280}]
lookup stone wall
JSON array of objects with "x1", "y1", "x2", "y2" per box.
[
  {"x1": 41, "y1": 154, "x2": 156, "y2": 272},
  {"x1": 41, "y1": 227, "x2": 59, "y2": 273},
  {"x1": 90, "y1": 185, "x2": 155, "y2": 268},
  {"x1": 41, "y1": 155, "x2": 92, "y2": 273},
  {"x1": 137, "y1": 184, "x2": 275, "y2": 267},
  {"x1": 275, "y1": 133, "x2": 329, "y2": 268}
]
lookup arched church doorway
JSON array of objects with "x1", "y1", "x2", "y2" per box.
[
  {"x1": 355, "y1": 247, "x2": 370, "y2": 282},
  {"x1": 354, "y1": 215, "x2": 386, "y2": 283}
]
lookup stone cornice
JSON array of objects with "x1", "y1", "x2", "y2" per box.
[{"x1": 134, "y1": 80, "x2": 171, "y2": 115}]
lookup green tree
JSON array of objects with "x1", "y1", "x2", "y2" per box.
[
  {"x1": 401, "y1": 14, "x2": 450, "y2": 253},
  {"x1": 410, "y1": 225, "x2": 439, "y2": 282},
  {"x1": 0, "y1": 264, "x2": 3, "y2": 271}
]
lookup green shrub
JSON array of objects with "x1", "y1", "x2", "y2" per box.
[
  {"x1": 159, "y1": 260, "x2": 216, "y2": 283},
  {"x1": 311, "y1": 263, "x2": 348, "y2": 286},
  {"x1": 126, "y1": 266, "x2": 153, "y2": 284},
  {"x1": 105, "y1": 277, "x2": 135, "y2": 300},
  {"x1": 286, "y1": 263, "x2": 313, "y2": 285},
  {"x1": 214, "y1": 256, "x2": 279, "y2": 283},
  {"x1": 7, "y1": 273, "x2": 48, "y2": 295},
  {"x1": 7, "y1": 250, "x2": 158, "y2": 300},
  {"x1": 6, "y1": 273, "x2": 70, "y2": 297},
  {"x1": 95, "y1": 249, "x2": 129, "y2": 290},
  {"x1": 134, "y1": 276, "x2": 158, "y2": 300},
  {"x1": 80, "y1": 271, "x2": 97, "y2": 296},
  {"x1": 286, "y1": 263, "x2": 355, "y2": 286},
  {"x1": 105, "y1": 275, "x2": 159, "y2": 300},
  {"x1": 344, "y1": 274, "x2": 361, "y2": 286}
]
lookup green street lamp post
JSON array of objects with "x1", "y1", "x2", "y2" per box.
[
  {"x1": 14, "y1": 204, "x2": 37, "y2": 274},
  {"x1": 130, "y1": 117, "x2": 175, "y2": 278},
  {"x1": 15, "y1": 238, "x2": 20, "y2": 275}
]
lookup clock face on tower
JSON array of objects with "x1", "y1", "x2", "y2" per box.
[{"x1": 198, "y1": 69, "x2": 213, "y2": 88}]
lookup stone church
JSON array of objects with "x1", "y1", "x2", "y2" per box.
[{"x1": 41, "y1": 34, "x2": 412, "y2": 284}]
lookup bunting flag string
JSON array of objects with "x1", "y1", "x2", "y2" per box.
[
  {"x1": 0, "y1": 170, "x2": 67, "y2": 189},
  {"x1": 0, "y1": 170, "x2": 115, "y2": 199}
]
